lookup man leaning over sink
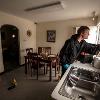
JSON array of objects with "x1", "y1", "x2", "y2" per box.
[{"x1": 59, "y1": 26, "x2": 100, "y2": 77}]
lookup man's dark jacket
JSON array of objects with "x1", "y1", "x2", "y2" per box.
[{"x1": 59, "y1": 34, "x2": 100, "y2": 65}]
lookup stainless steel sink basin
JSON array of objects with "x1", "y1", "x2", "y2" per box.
[
  {"x1": 58, "y1": 66, "x2": 100, "y2": 100},
  {"x1": 66, "y1": 67, "x2": 100, "y2": 99}
]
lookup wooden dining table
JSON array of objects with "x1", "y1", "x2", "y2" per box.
[{"x1": 24, "y1": 54, "x2": 54, "y2": 81}]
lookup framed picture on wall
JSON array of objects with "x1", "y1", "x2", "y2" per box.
[
  {"x1": 27, "y1": 30, "x2": 32, "y2": 37},
  {"x1": 47, "y1": 30, "x2": 56, "y2": 42}
]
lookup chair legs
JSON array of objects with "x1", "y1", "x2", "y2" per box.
[
  {"x1": 31, "y1": 68, "x2": 33, "y2": 77},
  {"x1": 46, "y1": 65, "x2": 58, "y2": 77},
  {"x1": 44, "y1": 66, "x2": 45, "y2": 75},
  {"x1": 30, "y1": 67, "x2": 38, "y2": 79},
  {"x1": 30, "y1": 66, "x2": 46, "y2": 78}
]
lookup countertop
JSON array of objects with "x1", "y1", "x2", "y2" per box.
[{"x1": 51, "y1": 61, "x2": 100, "y2": 100}]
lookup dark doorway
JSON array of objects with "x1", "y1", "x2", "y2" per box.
[{"x1": 1, "y1": 24, "x2": 20, "y2": 72}]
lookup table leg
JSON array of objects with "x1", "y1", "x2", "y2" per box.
[
  {"x1": 37, "y1": 60, "x2": 39, "y2": 80},
  {"x1": 50, "y1": 62, "x2": 52, "y2": 81},
  {"x1": 25, "y1": 57, "x2": 27, "y2": 74}
]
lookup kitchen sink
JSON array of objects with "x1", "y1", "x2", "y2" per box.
[{"x1": 58, "y1": 66, "x2": 100, "y2": 100}]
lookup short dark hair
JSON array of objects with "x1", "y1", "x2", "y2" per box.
[{"x1": 77, "y1": 26, "x2": 90, "y2": 35}]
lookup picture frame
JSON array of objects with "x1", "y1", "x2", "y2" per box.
[
  {"x1": 27, "y1": 30, "x2": 32, "y2": 37},
  {"x1": 47, "y1": 30, "x2": 56, "y2": 42}
]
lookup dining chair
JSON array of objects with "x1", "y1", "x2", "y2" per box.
[
  {"x1": 46, "y1": 54, "x2": 60, "y2": 77},
  {"x1": 30, "y1": 53, "x2": 38, "y2": 77},
  {"x1": 30, "y1": 53, "x2": 46, "y2": 78},
  {"x1": 38, "y1": 47, "x2": 51, "y2": 56},
  {"x1": 26, "y1": 48, "x2": 33, "y2": 55},
  {"x1": 37, "y1": 47, "x2": 51, "y2": 74},
  {"x1": 25, "y1": 48, "x2": 33, "y2": 70}
]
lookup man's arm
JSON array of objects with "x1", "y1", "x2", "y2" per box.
[{"x1": 83, "y1": 42, "x2": 100, "y2": 55}]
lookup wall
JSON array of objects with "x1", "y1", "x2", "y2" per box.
[
  {"x1": 97, "y1": 16, "x2": 100, "y2": 25},
  {"x1": 97, "y1": 15, "x2": 100, "y2": 44},
  {"x1": 0, "y1": 11, "x2": 36, "y2": 73},
  {"x1": 36, "y1": 18, "x2": 96, "y2": 54}
]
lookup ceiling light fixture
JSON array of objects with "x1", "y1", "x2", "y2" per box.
[
  {"x1": 25, "y1": 1, "x2": 65, "y2": 12},
  {"x1": 92, "y1": 11, "x2": 96, "y2": 21}
]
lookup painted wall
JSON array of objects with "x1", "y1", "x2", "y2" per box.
[
  {"x1": 36, "y1": 18, "x2": 96, "y2": 54},
  {"x1": 0, "y1": 11, "x2": 36, "y2": 73},
  {"x1": 97, "y1": 15, "x2": 100, "y2": 44}
]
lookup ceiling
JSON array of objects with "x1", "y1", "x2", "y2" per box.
[{"x1": 0, "y1": 0, "x2": 100, "y2": 23}]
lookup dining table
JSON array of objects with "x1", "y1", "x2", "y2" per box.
[{"x1": 24, "y1": 54, "x2": 56, "y2": 81}]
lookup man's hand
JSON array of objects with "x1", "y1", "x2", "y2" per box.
[{"x1": 80, "y1": 52, "x2": 89, "y2": 55}]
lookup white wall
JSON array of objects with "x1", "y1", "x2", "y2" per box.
[
  {"x1": 36, "y1": 18, "x2": 96, "y2": 54},
  {"x1": 97, "y1": 16, "x2": 100, "y2": 24},
  {"x1": 97, "y1": 15, "x2": 100, "y2": 44},
  {"x1": 0, "y1": 11, "x2": 36, "y2": 73},
  {"x1": 0, "y1": 33, "x2": 4, "y2": 73}
]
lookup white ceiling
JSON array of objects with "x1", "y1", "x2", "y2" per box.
[{"x1": 0, "y1": 0, "x2": 100, "y2": 23}]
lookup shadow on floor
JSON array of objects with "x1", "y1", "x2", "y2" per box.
[{"x1": 0, "y1": 66, "x2": 58, "y2": 100}]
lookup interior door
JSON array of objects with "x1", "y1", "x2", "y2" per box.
[
  {"x1": 1, "y1": 24, "x2": 20, "y2": 72},
  {"x1": 0, "y1": 31, "x2": 4, "y2": 73}
]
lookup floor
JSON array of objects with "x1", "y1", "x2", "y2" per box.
[{"x1": 0, "y1": 66, "x2": 59, "y2": 100}]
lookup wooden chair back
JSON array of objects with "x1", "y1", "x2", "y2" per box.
[
  {"x1": 26, "y1": 48, "x2": 33, "y2": 55},
  {"x1": 38, "y1": 47, "x2": 51, "y2": 55},
  {"x1": 47, "y1": 54, "x2": 60, "y2": 77}
]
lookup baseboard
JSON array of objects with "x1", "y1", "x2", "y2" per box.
[
  {"x1": 0, "y1": 71, "x2": 5, "y2": 75},
  {"x1": 19, "y1": 63, "x2": 25, "y2": 66},
  {"x1": 0, "y1": 64, "x2": 25, "y2": 75}
]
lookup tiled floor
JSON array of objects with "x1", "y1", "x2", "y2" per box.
[{"x1": 0, "y1": 66, "x2": 59, "y2": 100}]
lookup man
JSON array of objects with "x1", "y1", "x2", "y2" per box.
[{"x1": 59, "y1": 26, "x2": 100, "y2": 76}]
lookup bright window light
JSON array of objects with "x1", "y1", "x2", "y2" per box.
[
  {"x1": 85, "y1": 26, "x2": 97, "y2": 44},
  {"x1": 76, "y1": 26, "x2": 98, "y2": 44}
]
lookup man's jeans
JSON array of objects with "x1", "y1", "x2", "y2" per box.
[{"x1": 61, "y1": 64, "x2": 70, "y2": 77}]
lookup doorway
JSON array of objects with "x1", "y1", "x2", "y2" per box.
[{"x1": 1, "y1": 24, "x2": 20, "y2": 72}]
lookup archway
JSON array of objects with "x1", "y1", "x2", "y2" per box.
[{"x1": 1, "y1": 24, "x2": 20, "y2": 72}]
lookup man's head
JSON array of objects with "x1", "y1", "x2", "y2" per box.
[{"x1": 77, "y1": 26, "x2": 90, "y2": 39}]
